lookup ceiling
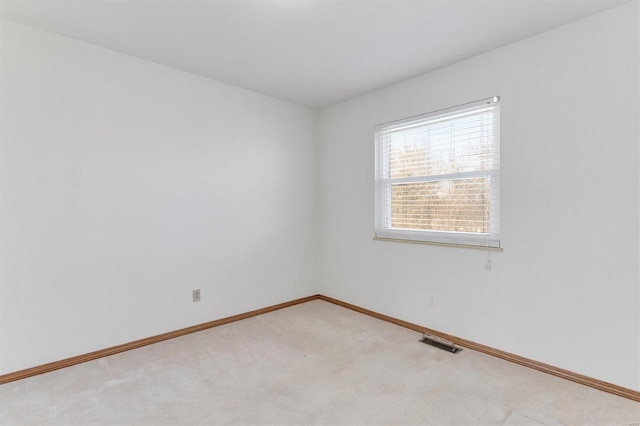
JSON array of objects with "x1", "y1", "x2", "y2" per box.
[{"x1": 0, "y1": 0, "x2": 633, "y2": 109}]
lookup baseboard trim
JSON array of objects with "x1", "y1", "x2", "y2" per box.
[
  {"x1": 2, "y1": 293, "x2": 638, "y2": 402},
  {"x1": 0, "y1": 294, "x2": 321, "y2": 385},
  {"x1": 317, "y1": 295, "x2": 640, "y2": 402}
]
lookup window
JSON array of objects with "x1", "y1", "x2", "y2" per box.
[{"x1": 374, "y1": 97, "x2": 500, "y2": 248}]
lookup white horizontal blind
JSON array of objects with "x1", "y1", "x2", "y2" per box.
[{"x1": 375, "y1": 97, "x2": 500, "y2": 247}]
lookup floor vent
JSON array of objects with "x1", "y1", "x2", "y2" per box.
[{"x1": 419, "y1": 334, "x2": 462, "y2": 354}]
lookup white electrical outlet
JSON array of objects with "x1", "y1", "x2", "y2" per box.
[
  {"x1": 428, "y1": 295, "x2": 437, "y2": 307},
  {"x1": 193, "y1": 289, "x2": 201, "y2": 302}
]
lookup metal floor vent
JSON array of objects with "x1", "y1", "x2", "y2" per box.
[{"x1": 419, "y1": 334, "x2": 463, "y2": 354}]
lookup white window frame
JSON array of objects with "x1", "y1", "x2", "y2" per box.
[{"x1": 374, "y1": 97, "x2": 501, "y2": 249}]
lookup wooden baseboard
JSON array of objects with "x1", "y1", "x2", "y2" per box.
[
  {"x1": 2, "y1": 293, "x2": 638, "y2": 403},
  {"x1": 0, "y1": 294, "x2": 321, "y2": 385},
  {"x1": 317, "y1": 295, "x2": 640, "y2": 402}
]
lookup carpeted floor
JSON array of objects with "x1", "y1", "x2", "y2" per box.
[{"x1": 1, "y1": 300, "x2": 638, "y2": 425}]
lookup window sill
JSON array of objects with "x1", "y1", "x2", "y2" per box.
[{"x1": 372, "y1": 236, "x2": 503, "y2": 251}]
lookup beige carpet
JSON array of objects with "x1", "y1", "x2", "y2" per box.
[{"x1": 0, "y1": 300, "x2": 638, "y2": 425}]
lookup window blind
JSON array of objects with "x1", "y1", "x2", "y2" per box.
[{"x1": 375, "y1": 97, "x2": 500, "y2": 248}]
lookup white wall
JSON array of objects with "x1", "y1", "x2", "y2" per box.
[
  {"x1": 0, "y1": 20, "x2": 317, "y2": 374},
  {"x1": 317, "y1": 1, "x2": 640, "y2": 390}
]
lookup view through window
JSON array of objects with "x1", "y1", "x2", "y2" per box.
[{"x1": 374, "y1": 97, "x2": 500, "y2": 248}]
